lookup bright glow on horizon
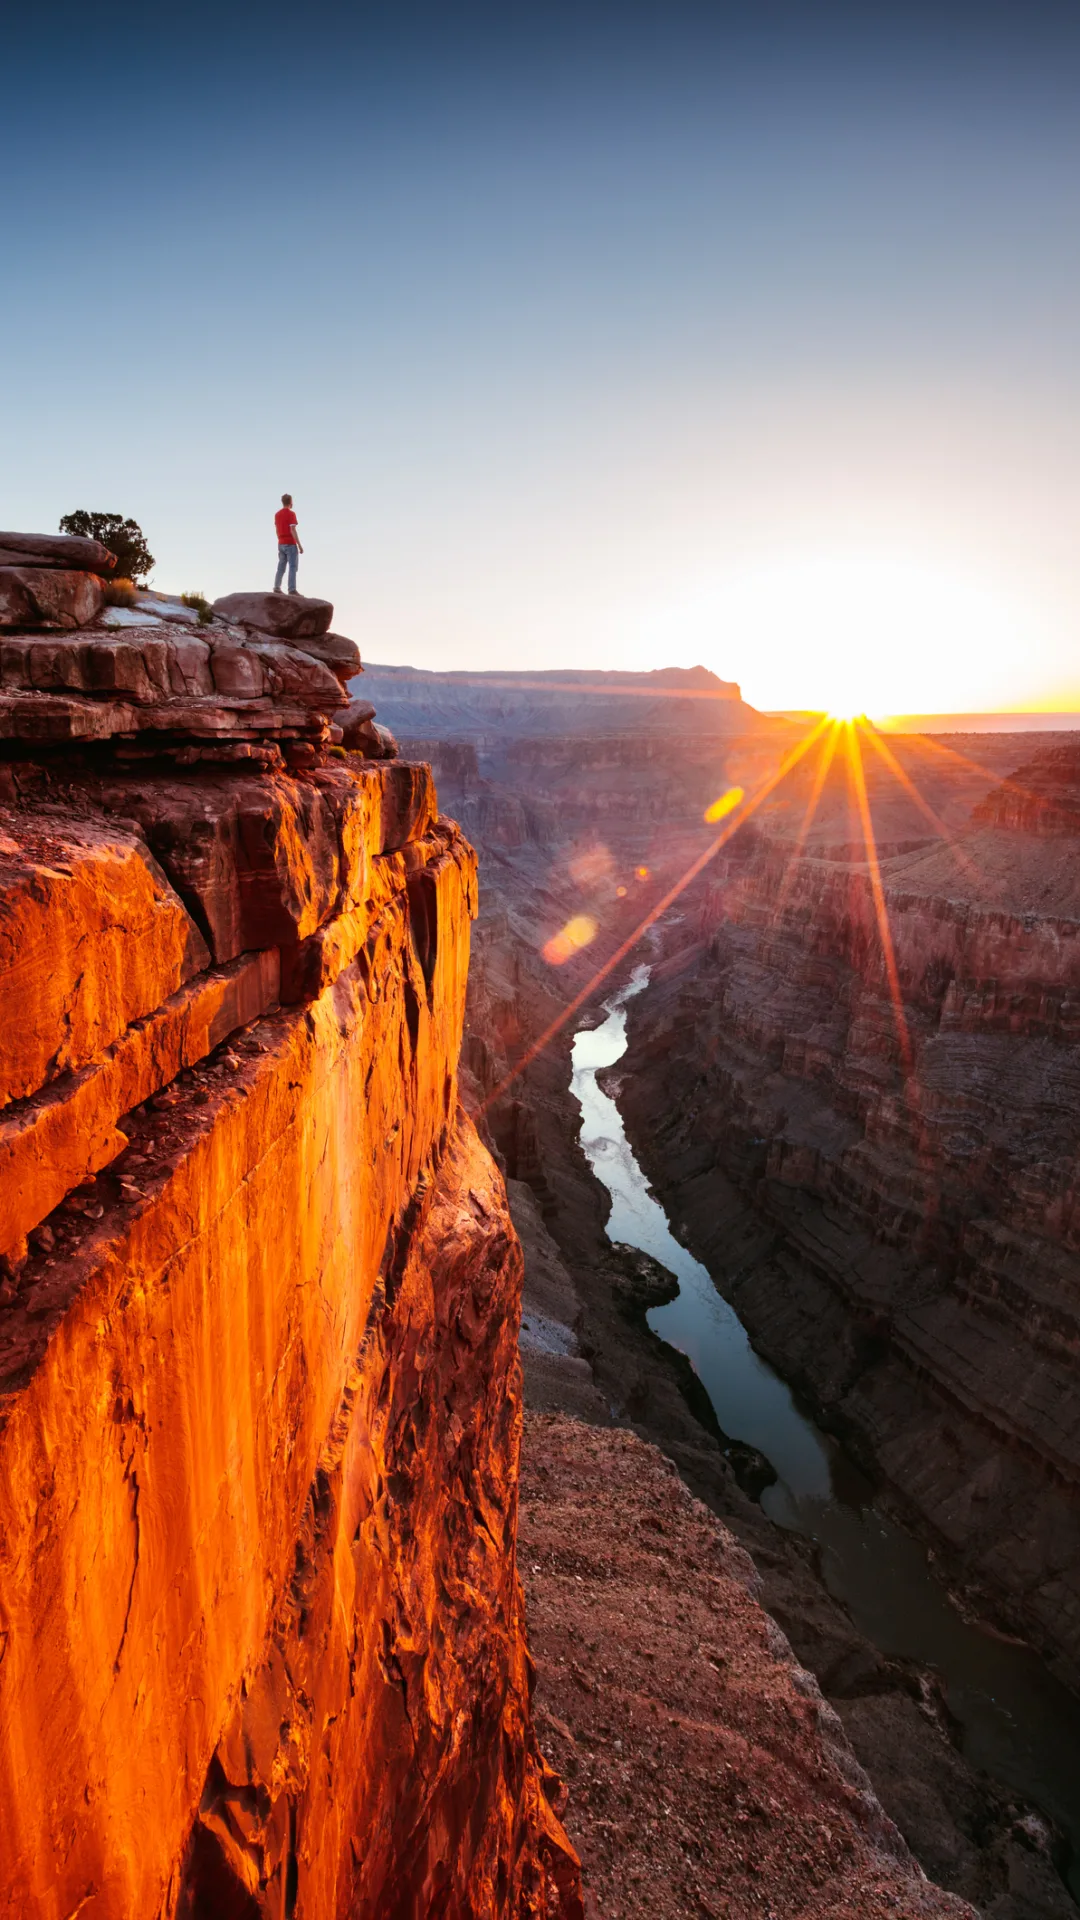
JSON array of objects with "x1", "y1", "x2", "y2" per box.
[{"x1": 665, "y1": 548, "x2": 1057, "y2": 719}]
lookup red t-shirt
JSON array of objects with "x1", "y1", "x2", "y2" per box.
[{"x1": 275, "y1": 507, "x2": 298, "y2": 544}]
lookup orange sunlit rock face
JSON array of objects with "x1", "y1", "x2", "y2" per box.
[
  {"x1": 0, "y1": 816, "x2": 209, "y2": 1105},
  {"x1": 0, "y1": 754, "x2": 580, "y2": 1919}
]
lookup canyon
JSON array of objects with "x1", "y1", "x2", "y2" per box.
[
  {"x1": 617, "y1": 730, "x2": 1080, "y2": 1684},
  {"x1": 375, "y1": 667, "x2": 1080, "y2": 1919},
  {"x1": 0, "y1": 551, "x2": 967, "y2": 1920}
]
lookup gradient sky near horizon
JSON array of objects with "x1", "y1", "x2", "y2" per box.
[{"x1": 4, "y1": 2, "x2": 1080, "y2": 716}]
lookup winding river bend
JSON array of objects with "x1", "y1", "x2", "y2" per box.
[{"x1": 571, "y1": 964, "x2": 1080, "y2": 1898}]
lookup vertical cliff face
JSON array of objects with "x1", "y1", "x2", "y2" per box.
[{"x1": 0, "y1": 563, "x2": 580, "y2": 1919}]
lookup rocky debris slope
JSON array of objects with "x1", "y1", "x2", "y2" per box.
[
  {"x1": 0, "y1": 558, "x2": 580, "y2": 1918},
  {"x1": 522, "y1": 1414, "x2": 976, "y2": 1920},
  {"x1": 615, "y1": 737, "x2": 1080, "y2": 1683}
]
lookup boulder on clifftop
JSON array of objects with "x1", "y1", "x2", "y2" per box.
[
  {"x1": 334, "y1": 699, "x2": 397, "y2": 758},
  {"x1": 0, "y1": 569, "x2": 106, "y2": 631},
  {"x1": 212, "y1": 591, "x2": 334, "y2": 639},
  {"x1": 286, "y1": 630, "x2": 361, "y2": 679},
  {"x1": 0, "y1": 532, "x2": 117, "y2": 572}
]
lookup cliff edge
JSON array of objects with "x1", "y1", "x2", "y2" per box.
[{"x1": 0, "y1": 543, "x2": 580, "y2": 1918}]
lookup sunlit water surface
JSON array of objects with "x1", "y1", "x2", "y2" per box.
[{"x1": 571, "y1": 965, "x2": 1080, "y2": 1895}]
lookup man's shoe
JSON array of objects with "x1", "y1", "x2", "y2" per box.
[{"x1": 273, "y1": 586, "x2": 284, "y2": 594}]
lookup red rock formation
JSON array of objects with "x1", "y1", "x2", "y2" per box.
[
  {"x1": 0, "y1": 532, "x2": 117, "y2": 572},
  {"x1": 0, "y1": 576, "x2": 582, "y2": 1918},
  {"x1": 0, "y1": 566, "x2": 107, "y2": 630},
  {"x1": 973, "y1": 740, "x2": 1080, "y2": 837},
  {"x1": 211, "y1": 589, "x2": 334, "y2": 638}
]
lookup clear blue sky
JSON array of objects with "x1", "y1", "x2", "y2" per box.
[{"x1": 4, "y1": 2, "x2": 1080, "y2": 713}]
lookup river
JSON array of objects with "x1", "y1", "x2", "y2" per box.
[{"x1": 570, "y1": 963, "x2": 1080, "y2": 1899}]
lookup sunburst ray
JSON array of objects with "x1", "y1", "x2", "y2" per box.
[
  {"x1": 857, "y1": 720, "x2": 980, "y2": 882},
  {"x1": 482, "y1": 715, "x2": 833, "y2": 1111}
]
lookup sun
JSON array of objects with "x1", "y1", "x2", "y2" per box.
[
  {"x1": 683, "y1": 546, "x2": 1040, "y2": 717},
  {"x1": 827, "y1": 706, "x2": 863, "y2": 723}
]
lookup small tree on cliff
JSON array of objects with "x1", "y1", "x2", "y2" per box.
[{"x1": 59, "y1": 511, "x2": 155, "y2": 583}]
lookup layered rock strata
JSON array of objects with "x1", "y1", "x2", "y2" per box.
[
  {"x1": 0, "y1": 577, "x2": 580, "y2": 1917},
  {"x1": 0, "y1": 535, "x2": 396, "y2": 771},
  {"x1": 616, "y1": 741, "x2": 1080, "y2": 1679}
]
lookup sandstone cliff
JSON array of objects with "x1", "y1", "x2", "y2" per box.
[{"x1": 0, "y1": 547, "x2": 580, "y2": 1919}]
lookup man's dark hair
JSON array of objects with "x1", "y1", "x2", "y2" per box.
[{"x1": 281, "y1": 493, "x2": 293, "y2": 506}]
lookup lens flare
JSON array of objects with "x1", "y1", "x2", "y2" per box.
[
  {"x1": 541, "y1": 915, "x2": 598, "y2": 966},
  {"x1": 482, "y1": 715, "x2": 831, "y2": 1115},
  {"x1": 703, "y1": 786, "x2": 745, "y2": 824},
  {"x1": 635, "y1": 865, "x2": 649, "y2": 881}
]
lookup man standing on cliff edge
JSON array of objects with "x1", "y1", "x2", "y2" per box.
[{"x1": 273, "y1": 493, "x2": 303, "y2": 594}]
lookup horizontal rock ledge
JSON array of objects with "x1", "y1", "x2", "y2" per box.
[{"x1": 0, "y1": 531, "x2": 117, "y2": 572}]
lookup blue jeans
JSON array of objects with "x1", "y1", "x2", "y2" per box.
[{"x1": 275, "y1": 543, "x2": 298, "y2": 592}]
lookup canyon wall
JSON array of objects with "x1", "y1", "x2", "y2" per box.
[
  {"x1": 0, "y1": 558, "x2": 580, "y2": 1920},
  {"x1": 447, "y1": 719, "x2": 1076, "y2": 1918},
  {"x1": 355, "y1": 663, "x2": 754, "y2": 742},
  {"x1": 617, "y1": 739, "x2": 1080, "y2": 1680}
]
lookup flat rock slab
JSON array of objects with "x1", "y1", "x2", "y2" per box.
[
  {"x1": 98, "y1": 606, "x2": 165, "y2": 629},
  {"x1": 0, "y1": 569, "x2": 105, "y2": 631},
  {"x1": 212, "y1": 591, "x2": 333, "y2": 639},
  {"x1": 0, "y1": 532, "x2": 116, "y2": 572},
  {"x1": 134, "y1": 593, "x2": 203, "y2": 626}
]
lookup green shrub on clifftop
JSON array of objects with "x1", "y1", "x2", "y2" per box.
[
  {"x1": 181, "y1": 591, "x2": 214, "y2": 626},
  {"x1": 59, "y1": 510, "x2": 155, "y2": 583}
]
